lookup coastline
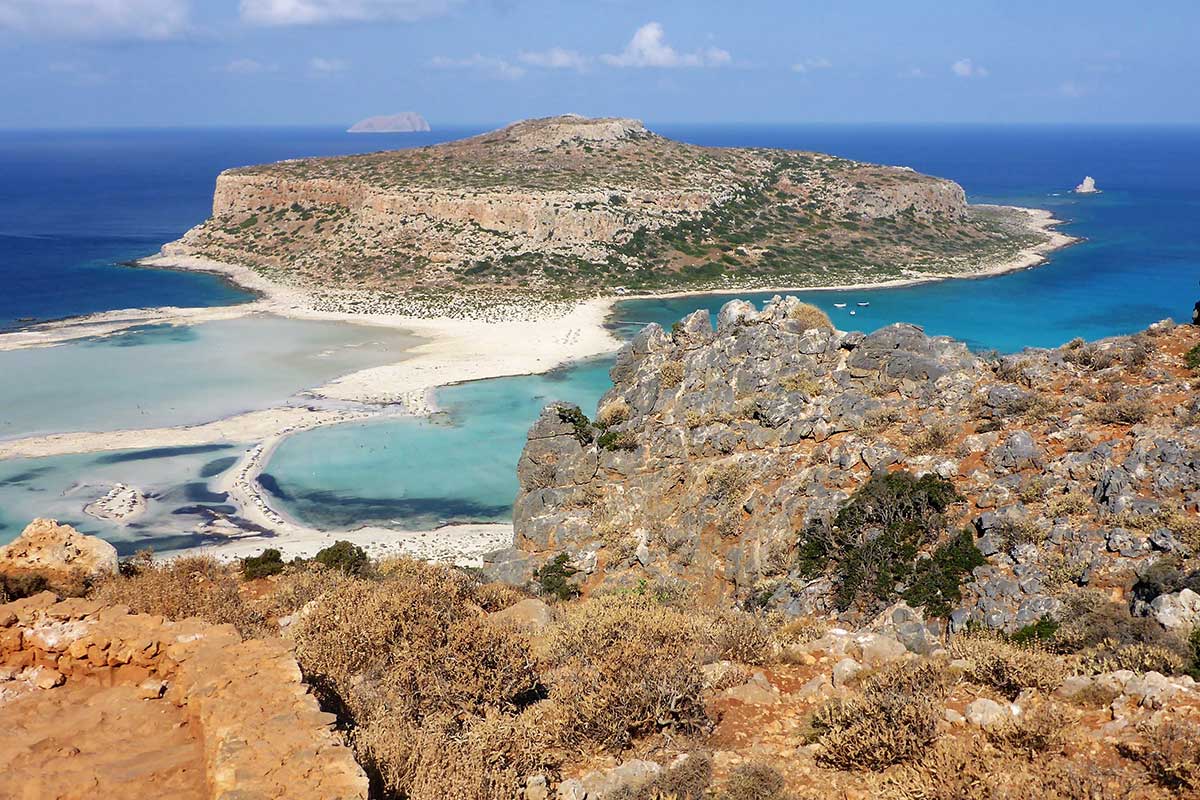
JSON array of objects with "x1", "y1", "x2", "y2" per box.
[{"x1": 0, "y1": 201, "x2": 1074, "y2": 562}]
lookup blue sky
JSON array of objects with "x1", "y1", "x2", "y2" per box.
[{"x1": 1, "y1": 0, "x2": 1197, "y2": 128}]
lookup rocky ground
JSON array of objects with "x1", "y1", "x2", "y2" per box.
[
  {"x1": 491, "y1": 297, "x2": 1200, "y2": 636},
  {"x1": 167, "y1": 115, "x2": 1054, "y2": 303}
]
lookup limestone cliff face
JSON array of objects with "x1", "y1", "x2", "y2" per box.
[
  {"x1": 489, "y1": 299, "x2": 1200, "y2": 631},
  {"x1": 170, "y1": 115, "x2": 1034, "y2": 300}
]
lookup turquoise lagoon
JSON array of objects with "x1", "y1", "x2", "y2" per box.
[
  {"x1": 0, "y1": 443, "x2": 249, "y2": 553},
  {"x1": 259, "y1": 359, "x2": 615, "y2": 530},
  {"x1": 0, "y1": 315, "x2": 418, "y2": 440}
]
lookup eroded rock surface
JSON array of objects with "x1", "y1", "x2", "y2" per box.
[
  {"x1": 490, "y1": 298, "x2": 1200, "y2": 632},
  {"x1": 0, "y1": 518, "x2": 117, "y2": 594}
]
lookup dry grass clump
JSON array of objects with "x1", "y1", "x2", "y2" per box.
[
  {"x1": 780, "y1": 373, "x2": 822, "y2": 396},
  {"x1": 948, "y1": 632, "x2": 1067, "y2": 699},
  {"x1": 775, "y1": 616, "x2": 830, "y2": 646},
  {"x1": 879, "y1": 734, "x2": 1149, "y2": 800},
  {"x1": 1079, "y1": 640, "x2": 1186, "y2": 675},
  {"x1": 907, "y1": 420, "x2": 958, "y2": 455},
  {"x1": 789, "y1": 302, "x2": 833, "y2": 332},
  {"x1": 609, "y1": 753, "x2": 713, "y2": 800},
  {"x1": 542, "y1": 594, "x2": 710, "y2": 750},
  {"x1": 984, "y1": 692, "x2": 1075, "y2": 757},
  {"x1": 1089, "y1": 397, "x2": 1155, "y2": 425},
  {"x1": 659, "y1": 360, "x2": 685, "y2": 388},
  {"x1": 702, "y1": 608, "x2": 774, "y2": 665},
  {"x1": 290, "y1": 561, "x2": 549, "y2": 800},
  {"x1": 715, "y1": 763, "x2": 791, "y2": 800},
  {"x1": 597, "y1": 398, "x2": 633, "y2": 428},
  {"x1": 90, "y1": 556, "x2": 268, "y2": 638},
  {"x1": 810, "y1": 661, "x2": 950, "y2": 771},
  {"x1": 1118, "y1": 719, "x2": 1200, "y2": 793},
  {"x1": 1051, "y1": 590, "x2": 1190, "y2": 674},
  {"x1": 1047, "y1": 490, "x2": 1093, "y2": 518}
]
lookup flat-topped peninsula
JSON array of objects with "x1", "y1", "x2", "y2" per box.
[{"x1": 160, "y1": 115, "x2": 1070, "y2": 313}]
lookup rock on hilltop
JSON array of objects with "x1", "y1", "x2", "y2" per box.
[
  {"x1": 489, "y1": 298, "x2": 1200, "y2": 632},
  {"x1": 0, "y1": 519, "x2": 117, "y2": 595},
  {"x1": 167, "y1": 115, "x2": 1051, "y2": 302}
]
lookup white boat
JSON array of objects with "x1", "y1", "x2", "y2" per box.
[
  {"x1": 857, "y1": 302, "x2": 870, "y2": 307},
  {"x1": 833, "y1": 302, "x2": 847, "y2": 308},
  {"x1": 849, "y1": 310, "x2": 857, "y2": 316}
]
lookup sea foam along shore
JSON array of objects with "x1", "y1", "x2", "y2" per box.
[{"x1": 0, "y1": 203, "x2": 1073, "y2": 562}]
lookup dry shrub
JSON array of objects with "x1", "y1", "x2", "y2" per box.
[
  {"x1": 702, "y1": 609, "x2": 774, "y2": 665},
  {"x1": 789, "y1": 302, "x2": 833, "y2": 332},
  {"x1": 290, "y1": 562, "x2": 548, "y2": 800},
  {"x1": 90, "y1": 556, "x2": 267, "y2": 637},
  {"x1": 610, "y1": 753, "x2": 713, "y2": 800},
  {"x1": 256, "y1": 566, "x2": 356, "y2": 620},
  {"x1": 810, "y1": 661, "x2": 949, "y2": 771},
  {"x1": 862, "y1": 406, "x2": 903, "y2": 431},
  {"x1": 948, "y1": 633, "x2": 1067, "y2": 699},
  {"x1": 780, "y1": 373, "x2": 822, "y2": 396},
  {"x1": 660, "y1": 360, "x2": 685, "y2": 388},
  {"x1": 1047, "y1": 490, "x2": 1093, "y2": 518},
  {"x1": 775, "y1": 616, "x2": 830, "y2": 647},
  {"x1": 1090, "y1": 397, "x2": 1154, "y2": 425},
  {"x1": 1118, "y1": 719, "x2": 1200, "y2": 793},
  {"x1": 880, "y1": 734, "x2": 1149, "y2": 800},
  {"x1": 1079, "y1": 640, "x2": 1186, "y2": 675},
  {"x1": 716, "y1": 763, "x2": 790, "y2": 800},
  {"x1": 984, "y1": 692, "x2": 1075, "y2": 757},
  {"x1": 542, "y1": 594, "x2": 709, "y2": 750},
  {"x1": 472, "y1": 580, "x2": 529, "y2": 612},
  {"x1": 597, "y1": 398, "x2": 633, "y2": 428},
  {"x1": 907, "y1": 420, "x2": 958, "y2": 455}
]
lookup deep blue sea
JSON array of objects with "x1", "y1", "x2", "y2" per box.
[
  {"x1": 3, "y1": 124, "x2": 1199, "y2": 538},
  {"x1": 0, "y1": 127, "x2": 485, "y2": 330}
]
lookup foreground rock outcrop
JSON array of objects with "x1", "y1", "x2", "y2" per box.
[
  {"x1": 0, "y1": 592, "x2": 368, "y2": 799},
  {"x1": 490, "y1": 297, "x2": 1200, "y2": 632},
  {"x1": 168, "y1": 115, "x2": 1051, "y2": 307},
  {"x1": 0, "y1": 518, "x2": 117, "y2": 595}
]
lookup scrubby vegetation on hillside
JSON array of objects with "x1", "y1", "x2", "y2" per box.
[{"x1": 70, "y1": 544, "x2": 1200, "y2": 800}]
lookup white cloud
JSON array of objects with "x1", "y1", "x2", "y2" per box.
[
  {"x1": 951, "y1": 58, "x2": 988, "y2": 78},
  {"x1": 223, "y1": 57, "x2": 276, "y2": 74},
  {"x1": 0, "y1": 0, "x2": 189, "y2": 40},
  {"x1": 241, "y1": 0, "x2": 460, "y2": 26},
  {"x1": 601, "y1": 22, "x2": 730, "y2": 68},
  {"x1": 518, "y1": 47, "x2": 588, "y2": 71},
  {"x1": 791, "y1": 57, "x2": 831, "y2": 74},
  {"x1": 308, "y1": 56, "x2": 348, "y2": 74},
  {"x1": 1058, "y1": 80, "x2": 1086, "y2": 98},
  {"x1": 430, "y1": 54, "x2": 525, "y2": 80}
]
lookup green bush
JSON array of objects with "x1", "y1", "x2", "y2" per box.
[
  {"x1": 797, "y1": 471, "x2": 962, "y2": 612},
  {"x1": 535, "y1": 553, "x2": 580, "y2": 601},
  {"x1": 1010, "y1": 615, "x2": 1060, "y2": 645},
  {"x1": 556, "y1": 405, "x2": 594, "y2": 446},
  {"x1": 1185, "y1": 343, "x2": 1200, "y2": 371},
  {"x1": 597, "y1": 430, "x2": 638, "y2": 451},
  {"x1": 902, "y1": 530, "x2": 986, "y2": 618},
  {"x1": 315, "y1": 540, "x2": 369, "y2": 575},
  {"x1": 242, "y1": 547, "x2": 284, "y2": 579}
]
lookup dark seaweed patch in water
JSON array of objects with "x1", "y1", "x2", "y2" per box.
[
  {"x1": 171, "y1": 504, "x2": 238, "y2": 516},
  {"x1": 256, "y1": 473, "x2": 290, "y2": 500},
  {"x1": 113, "y1": 531, "x2": 245, "y2": 557},
  {"x1": 1, "y1": 466, "x2": 56, "y2": 484},
  {"x1": 82, "y1": 323, "x2": 199, "y2": 348},
  {"x1": 179, "y1": 483, "x2": 229, "y2": 503},
  {"x1": 199, "y1": 456, "x2": 240, "y2": 478},
  {"x1": 270, "y1": 486, "x2": 511, "y2": 530},
  {"x1": 94, "y1": 444, "x2": 233, "y2": 465}
]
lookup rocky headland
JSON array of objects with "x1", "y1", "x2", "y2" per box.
[
  {"x1": 491, "y1": 297, "x2": 1200, "y2": 639},
  {"x1": 162, "y1": 115, "x2": 1069, "y2": 315}
]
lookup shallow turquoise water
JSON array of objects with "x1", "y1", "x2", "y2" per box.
[
  {"x1": 0, "y1": 444, "x2": 249, "y2": 552},
  {"x1": 261, "y1": 359, "x2": 614, "y2": 530},
  {"x1": 0, "y1": 315, "x2": 417, "y2": 440}
]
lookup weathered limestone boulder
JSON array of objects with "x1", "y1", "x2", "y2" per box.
[
  {"x1": 557, "y1": 759, "x2": 663, "y2": 799},
  {"x1": 0, "y1": 519, "x2": 117, "y2": 594},
  {"x1": 1150, "y1": 588, "x2": 1200, "y2": 632}
]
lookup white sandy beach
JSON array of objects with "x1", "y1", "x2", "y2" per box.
[{"x1": 0, "y1": 203, "x2": 1074, "y2": 562}]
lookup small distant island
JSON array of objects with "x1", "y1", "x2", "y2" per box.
[
  {"x1": 1074, "y1": 175, "x2": 1101, "y2": 194},
  {"x1": 347, "y1": 112, "x2": 430, "y2": 133}
]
